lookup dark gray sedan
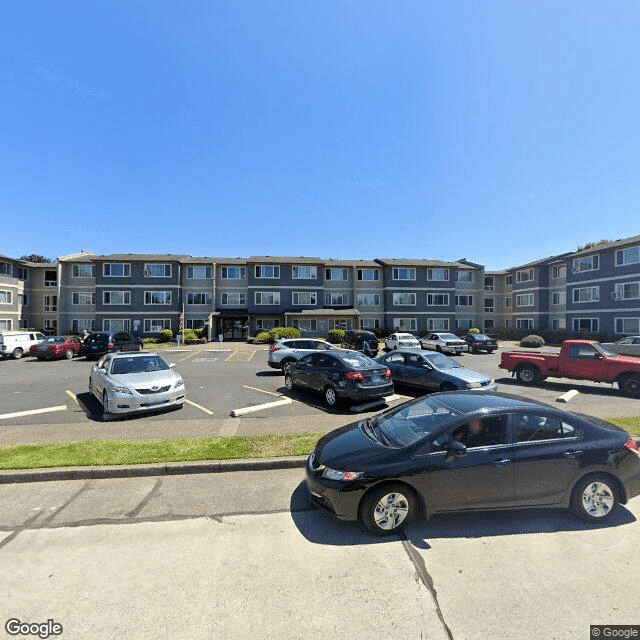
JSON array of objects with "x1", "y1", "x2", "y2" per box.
[{"x1": 375, "y1": 350, "x2": 497, "y2": 392}]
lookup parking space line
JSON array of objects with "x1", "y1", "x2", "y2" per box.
[
  {"x1": 178, "y1": 351, "x2": 198, "y2": 363},
  {"x1": 224, "y1": 350, "x2": 239, "y2": 362},
  {"x1": 185, "y1": 399, "x2": 214, "y2": 415},
  {"x1": 0, "y1": 405, "x2": 68, "y2": 421},
  {"x1": 230, "y1": 397, "x2": 292, "y2": 417},
  {"x1": 242, "y1": 385, "x2": 281, "y2": 398},
  {"x1": 65, "y1": 389, "x2": 79, "y2": 405}
]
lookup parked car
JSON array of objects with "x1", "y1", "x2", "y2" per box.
[
  {"x1": 284, "y1": 350, "x2": 393, "y2": 407},
  {"x1": 375, "y1": 350, "x2": 496, "y2": 392},
  {"x1": 306, "y1": 391, "x2": 640, "y2": 535},
  {"x1": 385, "y1": 332, "x2": 421, "y2": 351},
  {"x1": 0, "y1": 330, "x2": 46, "y2": 359},
  {"x1": 268, "y1": 338, "x2": 338, "y2": 371},
  {"x1": 89, "y1": 352, "x2": 185, "y2": 419},
  {"x1": 83, "y1": 331, "x2": 143, "y2": 360},
  {"x1": 419, "y1": 332, "x2": 466, "y2": 355},
  {"x1": 341, "y1": 330, "x2": 380, "y2": 357},
  {"x1": 464, "y1": 333, "x2": 498, "y2": 353},
  {"x1": 30, "y1": 335, "x2": 83, "y2": 360},
  {"x1": 602, "y1": 336, "x2": 640, "y2": 358}
]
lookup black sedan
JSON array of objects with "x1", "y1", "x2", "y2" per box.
[
  {"x1": 464, "y1": 333, "x2": 498, "y2": 353},
  {"x1": 375, "y1": 350, "x2": 497, "y2": 392},
  {"x1": 306, "y1": 391, "x2": 640, "y2": 535},
  {"x1": 285, "y1": 350, "x2": 393, "y2": 407}
]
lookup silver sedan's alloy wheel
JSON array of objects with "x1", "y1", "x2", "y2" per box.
[
  {"x1": 581, "y1": 481, "x2": 615, "y2": 518},
  {"x1": 102, "y1": 392, "x2": 111, "y2": 420},
  {"x1": 285, "y1": 374, "x2": 293, "y2": 390},
  {"x1": 373, "y1": 491, "x2": 410, "y2": 531}
]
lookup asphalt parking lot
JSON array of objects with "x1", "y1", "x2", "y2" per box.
[{"x1": 1, "y1": 342, "x2": 640, "y2": 445}]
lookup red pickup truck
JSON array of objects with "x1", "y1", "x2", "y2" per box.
[{"x1": 499, "y1": 340, "x2": 640, "y2": 398}]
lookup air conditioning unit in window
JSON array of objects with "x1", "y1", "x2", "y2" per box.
[
  {"x1": 144, "y1": 270, "x2": 152, "y2": 277},
  {"x1": 611, "y1": 291, "x2": 623, "y2": 301}
]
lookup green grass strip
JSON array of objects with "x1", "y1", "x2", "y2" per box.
[
  {"x1": 610, "y1": 417, "x2": 640, "y2": 437},
  {"x1": 0, "y1": 433, "x2": 320, "y2": 470}
]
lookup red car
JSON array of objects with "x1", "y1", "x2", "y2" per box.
[{"x1": 30, "y1": 335, "x2": 84, "y2": 360}]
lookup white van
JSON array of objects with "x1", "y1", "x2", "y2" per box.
[{"x1": 0, "y1": 331, "x2": 46, "y2": 359}]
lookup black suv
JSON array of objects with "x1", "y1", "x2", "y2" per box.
[
  {"x1": 83, "y1": 331, "x2": 143, "y2": 360},
  {"x1": 341, "y1": 330, "x2": 379, "y2": 357}
]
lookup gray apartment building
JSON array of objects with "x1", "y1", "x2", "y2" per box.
[{"x1": 2, "y1": 234, "x2": 640, "y2": 339}]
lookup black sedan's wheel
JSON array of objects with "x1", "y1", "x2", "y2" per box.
[
  {"x1": 323, "y1": 386, "x2": 338, "y2": 407},
  {"x1": 284, "y1": 373, "x2": 295, "y2": 391},
  {"x1": 360, "y1": 484, "x2": 416, "y2": 536},
  {"x1": 570, "y1": 475, "x2": 618, "y2": 522},
  {"x1": 516, "y1": 365, "x2": 541, "y2": 385},
  {"x1": 619, "y1": 375, "x2": 640, "y2": 398},
  {"x1": 436, "y1": 345, "x2": 442, "y2": 353},
  {"x1": 280, "y1": 358, "x2": 295, "y2": 372},
  {"x1": 65, "y1": 349, "x2": 74, "y2": 359},
  {"x1": 487, "y1": 349, "x2": 495, "y2": 354}
]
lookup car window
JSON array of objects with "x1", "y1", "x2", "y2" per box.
[
  {"x1": 99, "y1": 355, "x2": 111, "y2": 370},
  {"x1": 405, "y1": 353, "x2": 425, "y2": 368},
  {"x1": 339, "y1": 353, "x2": 374, "y2": 368},
  {"x1": 298, "y1": 353, "x2": 315, "y2": 365},
  {"x1": 315, "y1": 353, "x2": 341, "y2": 368},
  {"x1": 386, "y1": 353, "x2": 405, "y2": 364},
  {"x1": 444, "y1": 415, "x2": 507, "y2": 449},
  {"x1": 424, "y1": 353, "x2": 460, "y2": 369},
  {"x1": 513, "y1": 413, "x2": 576, "y2": 441},
  {"x1": 569, "y1": 344, "x2": 599, "y2": 359}
]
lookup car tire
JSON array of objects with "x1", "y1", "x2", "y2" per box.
[
  {"x1": 516, "y1": 364, "x2": 542, "y2": 385},
  {"x1": 487, "y1": 349, "x2": 495, "y2": 354},
  {"x1": 280, "y1": 358, "x2": 295, "y2": 372},
  {"x1": 102, "y1": 392, "x2": 111, "y2": 421},
  {"x1": 12, "y1": 348, "x2": 23, "y2": 360},
  {"x1": 360, "y1": 483, "x2": 416, "y2": 536},
  {"x1": 284, "y1": 373, "x2": 295, "y2": 391},
  {"x1": 65, "y1": 349, "x2": 74, "y2": 359},
  {"x1": 570, "y1": 474, "x2": 619, "y2": 522},
  {"x1": 619, "y1": 375, "x2": 640, "y2": 398},
  {"x1": 323, "y1": 386, "x2": 338, "y2": 407}
]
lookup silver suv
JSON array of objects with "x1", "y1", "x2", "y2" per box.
[{"x1": 267, "y1": 338, "x2": 339, "y2": 371}]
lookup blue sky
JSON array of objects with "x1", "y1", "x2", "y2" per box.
[{"x1": 1, "y1": 1, "x2": 639, "y2": 270}]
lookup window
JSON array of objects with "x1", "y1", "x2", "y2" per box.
[
  {"x1": 427, "y1": 318, "x2": 449, "y2": 331},
  {"x1": 569, "y1": 344, "x2": 600, "y2": 359},
  {"x1": 516, "y1": 319, "x2": 534, "y2": 330},
  {"x1": 221, "y1": 292, "x2": 246, "y2": 305},
  {"x1": 552, "y1": 292, "x2": 566, "y2": 305},
  {"x1": 427, "y1": 268, "x2": 449, "y2": 281},
  {"x1": 484, "y1": 319, "x2": 494, "y2": 329},
  {"x1": 572, "y1": 287, "x2": 599, "y2": 303},
  {"x1": 515, "y1": 414, "x2": 576, "y2": 442},
  {"x1": 572, "y1": 318, "x2": 599, "y2": 332},
  {"x1": 186, "y1": 319, "x2": 204, "y2": 329},
  {"x1": 573, "y1": 255, "x2": 599, "y2": 273},
  {"x1": 357, "y1": 268, "x2": 379, "y2": 281},
  {"x1": 104, "y1": 291, "x2": 131, "y2": 305},
  {"x1": 505, "y1": 298, "x2": 512, "y2": 308},
  {"x1": 221, "y1": 266, "x2": 246, "y2": 279},
  {"x1": 455, "y1": 270, "x2": 474, "y2": 283},
  {"x1": 44, "y1": 270, "x2": 57, "y2": 287},
  {"x1": 103, "y1": 319, "x2": 131, "y2": 331},
  {"x1": 43, "y1": 295, "x2": 57, "y2": 311},
  {"x1": 255, "y1": 265, "x2": 279, "y2": 278},
  {"x1": 0, "y1": 291, "x2": 12, "y2": 304},
  {"x1": 72, "y1": 264, "x2": 95, "y2": 278},
  {"x1": 614, "y1": 282, "x2": 640, "y2": 300},
  {"x1": 187, "y1": 266, "x2": 212, "y2": 279},
  {"x1": 456, "y1": 318, "x2": 474, "y2": 330},
  {"x1": 357, "y1": 293, "x2": 380, "y2": 306},
  {"x1": 292, "y1": 291, "x2": 317, "y2": 305},
  {"x1": 362, "y1": 318, "x2": 381, "y2": 329},
  {"x1": 456, "y1": 295, "x2": 473, "y2": 306},
  {"x1": 552, "y1": 318, "x2": 566, "y2": 330},
  {"x1": 255, "y1": 292, "x2": 280, "y2": 305},
  {"x1": 18, "y1": 294, "x2": 28, "y2": 306},
  {"x1": 516, "y1": 268, "x2": 534, "y2": 283},
  {"x1": 144, "y1": 291, "x2": 171, "y2": 305},
  {"x1": 72, "y1": 292, "x2": 96, "y2": 305},
  {"x1": 72, "y1": 319, "x2": 95, "y2": 332},
  {"x1": 616, "y1": 318, "x2": 640, "y2": 334},
  {"x1": 552, "y1": 264, "x2": 566, "y2": 279},
  {"x1": 393, "y1": 292, "x2": 416, "y2": 306},
  {"x1": 329, "y1": 319, "x2": 352, "y2": 330},
  {"x1": 291, "y1": 319, "x2": 317, "y2": 331},
  {"x1": 144, "y1": 263, "x2": 171, "y2": 277},
  {"x1": 103, "y1": 263, "x2": 131, "y2": 277},
  {"x1": 15, "y1": 266, "x2": 28, "y2": 280},
  {"x1": 0, "y1": 262, "x2": 10, "y2": 275},
  {"x1": 187, "y1": 292, "x2": 212, "y2": 305},
  {"x1": 516, "y1": 293, "x2": 534, "y2": 307},
  {"x1": 449, "y1": 416, "x2": 507, "y2": 449},
  {"x1": 292, "y1": 266, "x2": 317, "y2": 279},
  {"x1": 393, "y1": 317, "x2": 417, "y2": 331},
  {"x1": 325, "y1": 292, "x2": 349, "y2": 306},
  {"x1": 144, "y1": 318, "x2": 172, "y2": 332},
  {"x1": 392, "y1": 267, "x2": 416, "y2": 280},
  {"x1": 0, "y1": 319, "x2": 12, "y2": 329},
  {"x1": 484, "y1": 298, "x2": 494, "y2": 313},
  {"x1": 505, "y1": 275, "x2": 513, "y2": 286},
  {"x1": 427, "y1": 293, "x2": 449, "y2": 306},
  {"x1": 484, "y1": 276, "x2": 494, "y2": 292},
  {"x1": 325, "y1": 268, "x2": 348, "y2": 281},
  {"x1": 616, "y1": 246, "x2": 640, "y2": 266}
]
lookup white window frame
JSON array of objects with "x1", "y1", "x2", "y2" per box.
[
  {"x1": 187, "y1": 266, "x2": 212, "y2": 279},
  {"x1": 325, "y1": 292, "x2": 349, "y2": 306},
  {"x1": 572, "y1": 286, "x2": 599, "y2": 303},
  {"x1": 185, "y1": 319, "x2": 204, "y2": 329},
  {"x1": 455, "y1": 295, "x2": 473, "y2": 306},
  {"x1": 291, "y1": 319, "x2": 317, "y2": 332},
  {"x1": 505, "y1": 275, "x2": 513, "y2": 286},
  {"x1": 484, "y1": 298, "x2": 494, "y2": 313},
  {"x1": 72, "y1": 319, "x2": 96, "y2": 332},
  {"x1": 221, "y1": 292, "x2": 247, "y2": 306},
  {"x1": 356, "y1": 293, "x2": 380, "y2": 306},
  {"x1": 18, "y1": 294, "x2": 28, "y2": 306},
  {"x1": 392, "y1": 267, "x2": 416, "y2": 281},
  {"x1": 515, "y1": 293, "x2": 534, "y2": 307},
  {"x1": 186, "y1": 291, "x2": 212, "y2": 305},
  {"x1": 72, "y1": 264, "x2": 95, "y2": 278},
  {"x1": 427, "y1": 318, "x2": 449, "y2": 331},
  {"x1": 362, "y1": 318, "x2": 381, "y2": 329},
  {"x1": 393, "y1": 292, "x2": 416, "y2": 306},
  {"x1": 484, "y1": 277, "x2": 494, "y2": 292},
  {"x1": 456, "y1": 318, "x2": 474, "y2": 330},
  {"x1": 393, "y1": 317, "x2": 417, "y2": 331},
  {"x1": 357, "y1": 268, "x2": 379, "y2": 281},
  {"x1": 427, "y1": 268, "x2": 449, "y2": 281},
  {"x1": 614, "y1": 282, "x2": 640, "y2": 301},
  {"x1": 72, "y1": 292, "x2": 96, "y2": 305},
  {"x1": 291, "y1": 266, "x2": 317, "y2": 280},
  {"x1": 455, "y1": 270, "x2": 474, "y2": 283},
  {"x1": 0, "y1": 290, "x2": 12, "y2": 305},
  {"x1": 292, "y1": 291, "x2": 317, "y2": 306},
  {"x1": 144, "y1": 263, "x2": 172, "y2": 278},
  {"x1": 615, "y1": 246, "x2": 640, "y2": 267},
  {"x1": 552, "y1": 292, "x2": 566, "y2": 305},
  {"x1": 104, "y1": 291, "x2": 131, "y2": 305},
  {"x1": 221, "y1": 266, "x2": 246, "y2": 280},
  {"x1": 144, "y1": 291, "x2": 172, "y2": 305},
  {"x1": 505, "y1": 298, "x2": 512, "y2": 308},
  {"x1": 551, "y1": 318, "x2": 566, "y2": 331},
  {"x1": 325, "y1": 268, "x2": 348, "y2": 281},
  {"x1": 43, "y1": 294, "x2": 58, "y2": 312},
  {"x1": 552, "y1": 264, "x2": 566, "y2": 279},
  {"x1": 516, "y1": 268, "x2": 534, "y2": 283},
  {"x1": 255, "y1": 292, "x2": 280, "y2": 306},
  {"x1": 255, "y1": 265, "x2": 280, "y2": 279},
  {"x1": 15, "y1": 267, "x2": 28, "y2": 280},
  {"x1": 144, "y1": 318, "x2": 172, "y2": 332},
  {"x1": 44, "y1": 270, "x2": 58, "y2": 287},
  {"x1": 573, "y1": 255, "x2": 599, "y2": 273},
  {"x1": 516, "y1": 318, "x2": 534, "y2": 330},
  {"x1": 0, "y1": 319, "x2": 13, "y2": 329},
  {"x1": 427, "y1": 293, "x2": 449, "y2": 306},
  {"x1": 572, "y1": 317, "x2": 599, "y2": 333},
  {"x1": 615, "y1": 317, "x2": 640, "y2": 334},
  {"x1": 102, "y1": 319, "x2": 131, "y2": 332},
  {"x1": 103, "y1": 263, "x2": 131, "y2": 277}
]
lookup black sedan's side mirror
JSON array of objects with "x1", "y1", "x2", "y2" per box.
[
  {"x1": 444, "y1": 440, "x2": 467, "y2": 463},
  {"x1": 422, "y1": 363, "x2": 434, "y2": 370}
]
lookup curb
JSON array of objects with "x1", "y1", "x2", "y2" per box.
[{"x1": 0, "y1": 456, "x2": 308, "y2": 484}]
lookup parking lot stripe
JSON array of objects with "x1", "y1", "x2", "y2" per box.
[
  {"x1": 243, "y1": 385, "x2": 281, "y2": 398},
  {"x1": 178, "y1": 351, "x2": 197, "y2": 363},
  {"x1": 185, "y1": 399, "x2": 214, "y2": 415},
  {"x1": 65, "y1": 389, "x2": 79, "y2": 405},
  {"x1": 224, "y1": 350, "x2": 239, "y2": 362},
  {"x1": 230, "y1": 397, "x2": 292, "y2": 417},
  {"x1": 0, "y1": 405, "x2": 68, "y2": 421}
]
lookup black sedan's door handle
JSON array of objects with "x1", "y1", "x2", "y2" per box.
[
  {"x1": 492, "y1": 458, "x2": 511, "y2": 468},
  {"x1": 563, "y1": 450, "x2": 583, "y2": 458}
]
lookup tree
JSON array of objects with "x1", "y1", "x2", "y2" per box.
[{"x1": 19, "y1": 254, "x2": 54, "y2": 263}]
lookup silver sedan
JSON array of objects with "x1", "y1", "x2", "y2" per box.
[
  {"x1": 89, "y1": 352, "x2": 186, "y2": 419},
  {"x1": 601, "y1": 336, "x2": 640, "y2": 358}
]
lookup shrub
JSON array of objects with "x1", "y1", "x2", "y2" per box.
[
  {"x1": 468, "y1": 327, "x2": 481, "y2": 334},
  {"x1": 327, "y1": 328, "x2": 345, "y2": 344},
  {"x1": 520, "y1": 334, "x2": 545, "y2": 348},
  {"x1": 181, "y1": 329, "x2": 198, "y2": 341},
  {"x1": 195, "y1": 328, "x2": 206, "y2": 340},
  {"x1": 143, "y1": 337, "x2": 158, "y2": 344},
  {"x1": 268, "y1": 327, "x2": 300, "y2": 340},
  {"x1": 159, "y1": 329, "x2": 173, "y2": 343},
  {"x1": 255, "y1": 331, "x2": 271, "y2": 343}
]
